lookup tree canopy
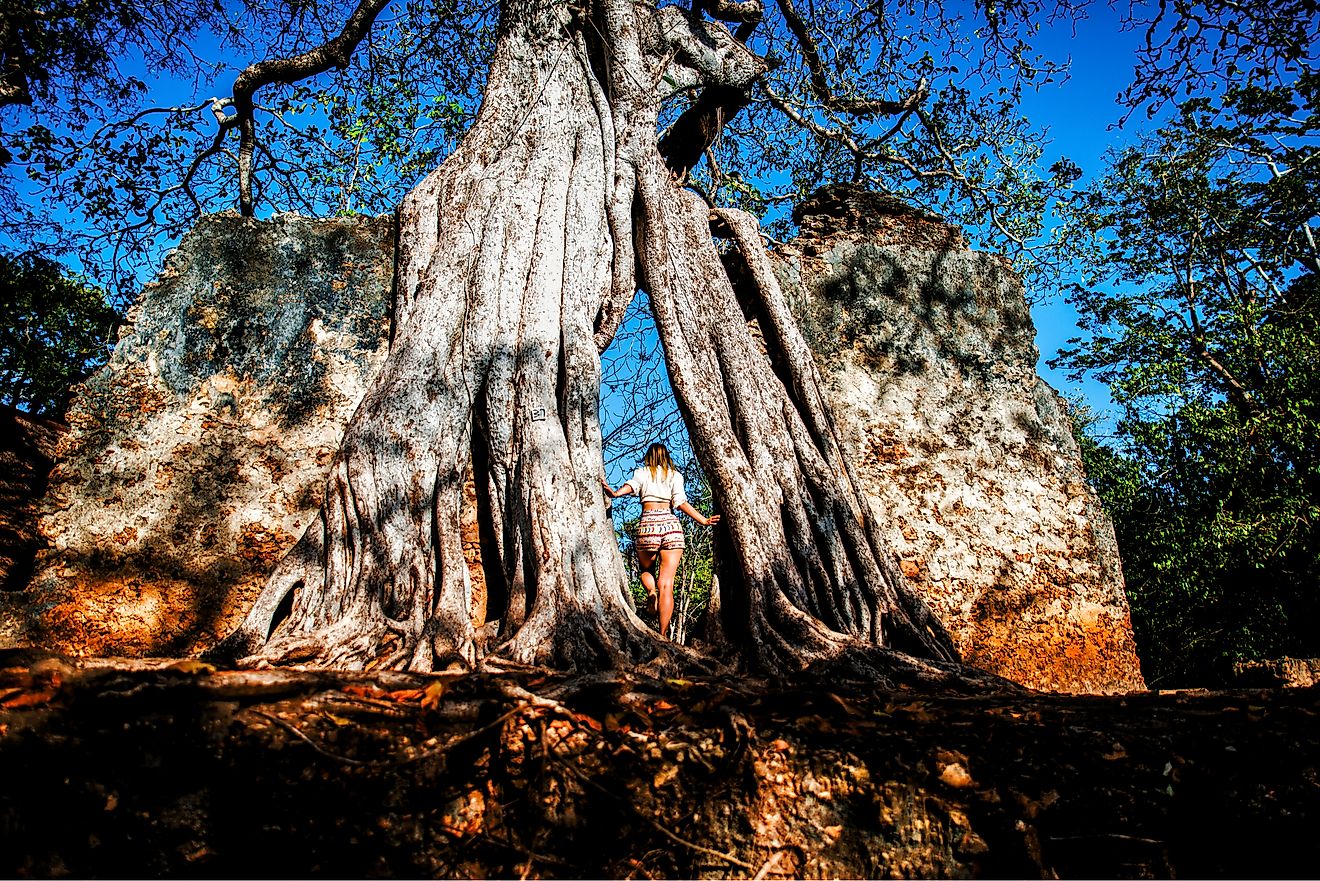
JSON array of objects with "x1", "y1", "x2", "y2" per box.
[
  {"x1": 1054, "y1": 5, "x2": 1319, "y2": 684},
  {"x1": 2, "y1": 0, "x2": 1087, "y2": 300}
]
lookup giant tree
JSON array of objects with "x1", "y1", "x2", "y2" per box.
[
  {"x1": 215, "y1": 0, "x2": 960, "y2": 677},
  {"x1": 5, "y1": 0, "x2": 1075, "y2": 677}
]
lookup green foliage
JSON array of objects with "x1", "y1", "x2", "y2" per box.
[
  {"x1": 1058, "y1": 54, "x2": 1320, "y2": 684},
  {"x1": 2, "y1": 0, "x2": 495, "y2": 296},
  {"x1": 0, "y1": 251, "x2": 121, "y2": 416},
  {"x1": 1076, "y1": 384, "x2": 1320, "y2": 687}
]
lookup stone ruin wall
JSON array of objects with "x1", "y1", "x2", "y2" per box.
[
  {"x1": 2, "y1": 194, "x2": 1143, "y2": 692},
  {"x1": 778, "y1": 186, "x2": 1144, "y2": 692},
  {"x1": 2, "y1": 214, "x2": 397, "y2": 656}
]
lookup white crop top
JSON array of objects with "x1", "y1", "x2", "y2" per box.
[{"x1": 623, "y1": 467, "x2": 687, "y2": 508}]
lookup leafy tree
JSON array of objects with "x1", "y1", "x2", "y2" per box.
[
  {"x1": 1056, "y1": 42, "x2": 1320, "y2": 684},
  {"x1": 3, "y1": 0, "x2": 486, "y2": 296},
  {"x1": 0, "y1": 251, "x2": 120, "y2": 417}
]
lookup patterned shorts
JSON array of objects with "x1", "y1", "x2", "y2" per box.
[{"x1": 636, "y1": 509, "x2": 685, "y2": 551}]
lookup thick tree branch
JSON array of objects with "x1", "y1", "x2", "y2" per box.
[
  {"x1": 653, "y1": 7, "x2": 768, "y2": 184},
  {"x1": 654, "y1": 5, "x2": 765, "y2": 91},
  {"x1": 698, "y1": 0, "x2": 764, "y2": 25},
  {"x1": 228, "y1": 0, "x2": 394, "y2": 216},
  {"x1": 659, "y1": 85, "x2": 749, "y2": 180}
]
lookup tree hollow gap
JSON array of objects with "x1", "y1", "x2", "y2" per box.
[
  {"x1": 469, "y1": 401, "x2": 508, "y2": 632},
  {"x1": 266, "y1": 584, "x2": 301, "y2": 639},
  {"x1": 722, "y1": 245, "x2": 811, "y2": 444},
  {"x1": 598, "y1": 293, "x2": 716, "y2": 645}
]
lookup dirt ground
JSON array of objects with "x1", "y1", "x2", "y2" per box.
[{"x1": 2, "y1": 650, "x2": 1317, "y2": 879}]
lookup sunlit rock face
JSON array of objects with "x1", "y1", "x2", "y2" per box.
[
  {"x1": 774, "y1": 184, "x2": 1145, "y2": 693},
  {"x1": 1, "y1": 213, "x2": 396, "y2": 656}
]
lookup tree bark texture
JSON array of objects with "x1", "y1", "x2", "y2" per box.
[
  {"x1": 214, "y1": 0, "x2": 959, "y2": 678},
  {"x1": 636, "y1": 175, "x2": 958, "y2": 675}
]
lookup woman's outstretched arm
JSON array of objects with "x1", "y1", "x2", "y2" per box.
[
  {"x1": 676, "y1": 502, "x2": 720, "y2": 527},
  {"x1": 601, "y1": 478, "x2": 635, "y2": 499}
]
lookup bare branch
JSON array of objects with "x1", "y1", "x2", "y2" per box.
[{"x1": 772, "y1": 0, "x2": 928, "y2": 118}]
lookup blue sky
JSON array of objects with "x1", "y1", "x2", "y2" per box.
[
  {"x1": 1015, "y1": 0, "x2": 1158, "y2": 422},
  {"x1": 601, "y1": 2, "x2": 1163, "y2": 485}
]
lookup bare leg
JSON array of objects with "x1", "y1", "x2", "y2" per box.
[
  {"x1": 636, "y1": 546, "x2": 657, "y2": 612},
  {"x1": 657, "y1": 548, "x2": 682, "y2": 639}
]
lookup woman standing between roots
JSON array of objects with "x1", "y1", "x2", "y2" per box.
[{"x1": 602, "y1": 443, "x2": 720, "y2": 639}]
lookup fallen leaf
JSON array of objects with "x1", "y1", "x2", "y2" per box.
[
  {"x1": 421, "y1": 681, "x2": 446, "y2": 711},
  {"x1": 575, "y1": 713, "x2": 603, "y2": 732},
  {"x1": 958, "y1": 830, "x2": 990, "y2": 856},
  {"x1": 1102, "y1": 743, "x2": 1128, "y2": 761},
  {"x1": 389, "y1": 689, "x2": 425, "y2": 702},
  {"x1": 939, "y1": 762, "x2": 974, "y2": 788},
  {"x1": 1, "y1": 687, "x2": 58, "y2": 709},
  {"x1": 653, "y1": 763, "x2": 680, "y2": 788},
  {"x1": 167, "y1": 660, "x2": 215, "y2": 676}
]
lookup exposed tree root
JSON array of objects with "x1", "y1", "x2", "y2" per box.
[{"x1": 5, "y1": 655, "x2": 1319, "y2": 879}]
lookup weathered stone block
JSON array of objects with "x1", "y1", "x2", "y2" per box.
[
  {"x1": 1232, "y1": 657, "x2": 1320, "y2": 688},
  {"x1": 777, "y1": 185, "x2": 1144, "y2": 693},
  {"x1": 1, "y1": 213, "x2": 396, "y2": 656}
]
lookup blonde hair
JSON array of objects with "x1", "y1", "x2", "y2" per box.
[{"x1": 643, "y1": 443, "x2": 675, "y2": 481}]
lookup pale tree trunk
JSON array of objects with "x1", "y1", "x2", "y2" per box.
[
  {"x1": 635, "y1": 166, "x2": 958, "y2": 676},
  {"x1": 213, "y1": 0, "x2": 964, "y2": 683},
  {"x1": 215, "y1": 0, "x2": 651, "y2": 671}
]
